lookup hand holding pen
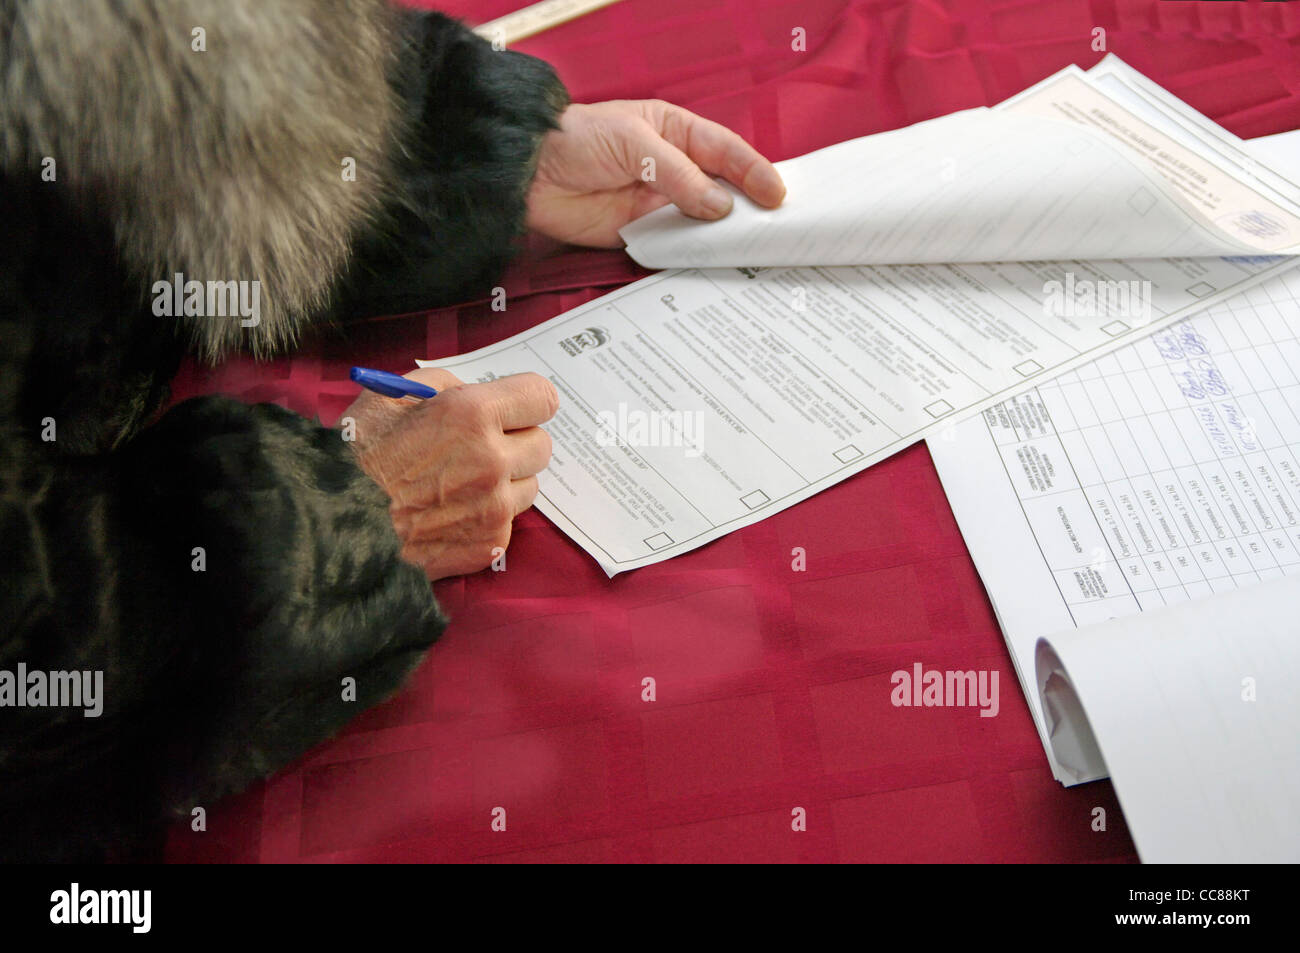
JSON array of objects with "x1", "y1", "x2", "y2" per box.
[{"x1": 344, "y1": 366, "x2": 559, "y2": 580}]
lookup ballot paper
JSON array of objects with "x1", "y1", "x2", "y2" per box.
[
  {"x1": 418, "y1": 57, "x2": 1300, "y2": 578},
  {"x1": 621, "y1": 56, "x2": 1300, "y2": 267},
  {"x1": 1034, "y1": 579, "x2": 1300, "y2": 863},
  {"x1": 927, "y1": 247, "x2": 1300, "y2": 860}
]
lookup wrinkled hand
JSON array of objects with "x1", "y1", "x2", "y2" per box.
[
  {"x1": 343, "y1": 368, "x2": 558, "y2": 580},
  {"x1": 525, "y1": 99, "x2": 787, "y2": 247}
]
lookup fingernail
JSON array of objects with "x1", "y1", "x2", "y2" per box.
[{"x1": 702, "y1": 188, "x2": 733, "y2": 215}]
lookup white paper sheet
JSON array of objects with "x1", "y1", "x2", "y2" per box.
[
  {"x1": 1035, "y1": 575, "x2": 1300, "y2": 863},
  {"x1": 929, "y1": 259, "x2": 1300, "y2": 777},
  {"x1": 621, "y1": 57, "x2": 1300, "y2": 268},
  {"x1": 422, "y1": 251, "x2": 1300, "y2": 576},
  {"x1": 1245, "y1": 128, "x2": 1300, "y2": 174},
  {"x1": 418, "y1": 59, "x2": 1300, "y2": 577}
]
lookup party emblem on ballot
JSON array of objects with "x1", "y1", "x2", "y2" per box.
[{"x1": 559, "y1": 326, "x2": 610, "y2": 356}]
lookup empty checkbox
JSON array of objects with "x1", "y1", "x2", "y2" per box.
[
  {"x1": 925, "y1": 399, "x2": 954, "y2": 418},
  {"x1": 834, "y1": 445, "x2": 863, "y2": 464},
  {"x1": 1129, "y1": 188, "x2": 1156, "y2": 215},
  {"x1": 1102, "y1": 320, "x2": 1130, "y2": 336},
  {"x1": 644, "y1": 532, "x2": 674, "y2": 550},
  {"x1": 1187, "y1": 282, "x2": 1215, "y2": 297},
  {"x1": 1014, "y1": 359, "x2": 1043, "y2": 377},
  {"x1": 741, "y1": 490, "x2": 770, "y2": 509}
]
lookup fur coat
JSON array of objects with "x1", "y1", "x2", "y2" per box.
[{"x1": 0, "y1": 0, "x2": 568, "y2": 861}]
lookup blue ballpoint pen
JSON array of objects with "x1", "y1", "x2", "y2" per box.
[{"x1": 350, "y1": 366, "x2": 438, "y2": 402}]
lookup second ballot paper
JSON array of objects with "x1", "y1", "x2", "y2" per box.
[{"x1": 418, "y1": 56, "x2": 1300, "y2": 577}]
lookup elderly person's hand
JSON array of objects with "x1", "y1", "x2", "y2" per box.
[
  {"x1": 525, "y1": 99, "x2": 787, "y2": 247},
  {"x1": 344, "y1": 368, "x2": 558, "y2": 580}
]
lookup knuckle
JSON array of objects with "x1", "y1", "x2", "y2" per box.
[
  {"x1": 445, "y1": 386, "x2": 492, "y2": 426},
  {"x1": 520, "y1": 475, "x2": 540, "y2": 507},
  {"x1": 490, "y1": 523, "x2": 513, "y2": 553},
  {"x1": 481, "y1": 441, "x2": 512, "y2": 479},
  {"x1": 468, "y1": 394, "x2": 498, "y2": 428},
  {"x1": 481, "y1": 489, "x2": 515, "y2": 531},
  {"x1": 436, "y1": 386, "x2": 470, "y2": 420},
  {"x1": 468, "y1": 463, "x2": 503, "y2": 497}
]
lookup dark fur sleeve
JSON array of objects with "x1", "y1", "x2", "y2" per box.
[
  {"x1": 124, "y1": 397, "x2": 449, "y2": 802},
  {"x1": 0, "y1": 386, "x2": 447, "y2": 861},
  {"x1": 333, "y1": 10, "x2": 571, "y2": 317},
  {"x1": 0, "y1": 1, "x2": 557, "y2": 861}
]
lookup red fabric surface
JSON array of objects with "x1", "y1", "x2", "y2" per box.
[{"x1": 163, "y1": 0, "x2": 1300, "y2": 863}]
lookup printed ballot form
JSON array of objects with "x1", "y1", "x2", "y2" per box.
[
  {"x1": 419, "y1": 57, "x2": 1300, "y2": 578},
  {"x1": 622, "y1": 57, "x2": 1300, "y2": 267}
]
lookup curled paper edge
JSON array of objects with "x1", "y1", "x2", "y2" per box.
[{"x1": 1034, "y1": 638, "x2": 1109, "y2": 785}]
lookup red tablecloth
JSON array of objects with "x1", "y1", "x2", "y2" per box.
[{"x1": 163, "y1": 0, "x2": 1300, "y2": 863}]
